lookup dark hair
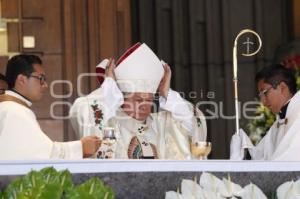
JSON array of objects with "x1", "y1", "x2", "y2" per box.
[
  {"x1": 255, "y1": 64, "x2": 297, "y2": 94},
  {"x1": 5, "y1": 54, "x2": 42, "y2": 89},
  {"x1": 0, "y1": 73, "x2": 7, "y2": 83}
]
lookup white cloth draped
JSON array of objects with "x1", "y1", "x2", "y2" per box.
[
  {"x1": 69, "y1": 77, "x2": 207, "y2": 159},
  {"x1": 0, "y1": 91, "x2": 83, "y2": 159}
]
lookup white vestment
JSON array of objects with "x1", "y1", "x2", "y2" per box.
[
  {"x1": 249, "y1": 90, "x2": 300, "y2": 160},
  {"x1": 0, "y1": 91, "x2": 83, "y2": 160},
  {"x1": 69, "y1": 77, "x2": 207, "y2": 159}
]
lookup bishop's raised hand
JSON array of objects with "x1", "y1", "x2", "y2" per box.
[
  {"x1": 105, "y1": 58, "x2": 116, "y2": 80},
  {"x1": 158, "y1": 61, "x2": 171, "y2": 99}
]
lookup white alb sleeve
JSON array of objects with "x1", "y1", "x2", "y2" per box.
[
  {"x1": 50, "y1": 141, "x2": 83, "y2": 159},
  {"x1": 159, "y1": 89, "x2": 195, "y2": 133}
]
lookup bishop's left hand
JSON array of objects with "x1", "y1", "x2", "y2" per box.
[{"x1": 158, "y1": 61, "x2": 171, "y2": 99}]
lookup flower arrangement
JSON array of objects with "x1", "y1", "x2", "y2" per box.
[
  {"x1": 247, "y1": 104, "x2": 276, "y2": 145},
  {"x1": 165, "y1": 172, "x2": 300, "y2": 199},
  {"x1": 247, "y1": 55, "x2": 300, "y2": 144},
  {"x1": 165, "y1": 172, "x2": 267, "y2": 199}
]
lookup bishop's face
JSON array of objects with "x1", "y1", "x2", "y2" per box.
[
  {"x1": 122, "y1": 92, "x2": 154, "y2": 121},
  {"x1": 257, "y1": 80, "x2": 286, "y2": 114}
]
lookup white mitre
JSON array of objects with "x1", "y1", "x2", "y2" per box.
[{"x1": 114, "y1": 43, "x2": 164, "y2": 93}]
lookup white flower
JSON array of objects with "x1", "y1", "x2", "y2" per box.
[
  {"x1": 165, "y1": 191, "x2": 183, "y2": 199},
  {"x1": 166, "y1": 173, "x2": 267, "y2": 199},
  {"x1": 181, "y1": 179, "x2": 205, "y2": 199},
  {"x1": 256, "y1": 127, "x2": 264, "y2": 135},
  {"x1": 235, "y1": 183, "x2": 267, "y2": 199},
  {"x1": 277, "y1": 180, "x2": 300, "y2": 199},
  {"x1": 222, "y1": 177, "x2": 243, "y2": 197},
  {"x1": 200, "y1": 172, "x2": 227, "y2": 196},
  {"x1": 202, "y1": 189, "x2": 225, "y2": 199}
]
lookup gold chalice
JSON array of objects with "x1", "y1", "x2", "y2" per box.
[{"x1": 190, "y1": 141, "x2": 212, "y2": 160}]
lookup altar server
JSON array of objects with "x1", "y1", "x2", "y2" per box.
[
  {"x1": 70, "y1": 43, "x2": 207, "y2": 159},
  {"x1": 0, "y1": 54, "x2": 101, "y2": 159},
  {"x1": 230, "y1": 64, "x2": 300, "y2": 160}
]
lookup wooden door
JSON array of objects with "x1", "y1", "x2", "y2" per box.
[{"x1": 1, "y1": 0, "x2": 132, "y2": 141}]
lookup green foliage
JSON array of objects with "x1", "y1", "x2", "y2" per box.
[
  {"x1": 296, "y1": 70, "x2": 300, "y2": 90},
  {"x1": 65, "y1": 177, "x2": 115, "y2": 199},
  {"x1": 2, "y1": 167, "x2": 72, "y2": 199},
  {"x1": 1, "y1": 167, "x2": 115, "y2": 199}
]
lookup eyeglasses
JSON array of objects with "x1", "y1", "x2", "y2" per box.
[
  {"x1": 258, "y1": 86, "x2": 274, "y2": 98},
  {"x1": 29, "y1": 74, "x2": 47, "y2": 85}
]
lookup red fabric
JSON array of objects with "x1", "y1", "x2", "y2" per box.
[
  {"x1": 116, "y1": 42, "x2": 142, "y2": 65},
  {"x1": 96, "y1": 42, "x2": 142, "y2": 85},
  {"x1": 281, "y1": 55, "x2": 300, "y2": 70},
  {"x1": 96, "y1": 67, "x2": 106, "y2": 85}
]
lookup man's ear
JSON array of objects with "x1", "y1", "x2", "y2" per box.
[
  {"x1": 15, "y1": 74, "x2": 28, "y2": 87},
  {"x1": 278, "y1": 81, "x2": 288, "y2": 92}
]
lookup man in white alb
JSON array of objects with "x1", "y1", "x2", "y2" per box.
[
  {"x1": 230, "y1": 64, "x2": 300, "y2": 160},
  {"x1": 0, "y1": 54, "x2": 101, "y2": 159}
]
